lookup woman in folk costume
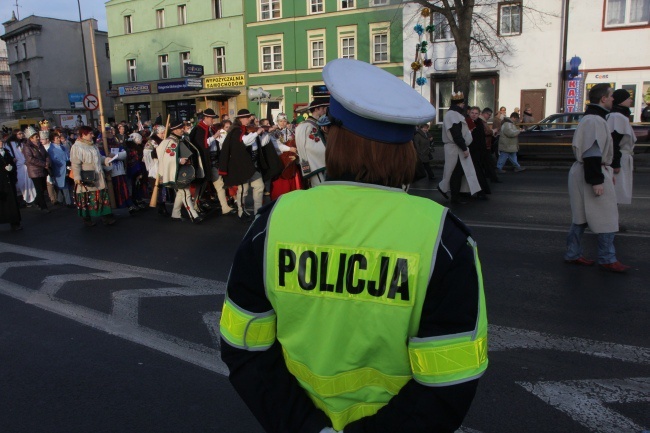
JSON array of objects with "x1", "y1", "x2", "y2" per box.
[
  {"x1": 0, "y1": 133, "x2": 22, "y2": 231},
  {"x1": 268, "y1": 113, "x2": 303, "y2": 200},
  {"x1": 8, "y1": 129, "x2": 36, "y2": 206},
  {"x1": 437, "y1": 91, "x2": 482, "y2": 203},
  {"x1": 44, "y1": 131, "x2": 74, "y2": 207},
  {"x1": 156, "y1": 118, "x2": 205, "y2": 224},
  {"x1": 99, "y1": 125, "x2": 137, "y2": 214},
  {"x1": 70, "y1": 126, "x2": 116, "y2": 227},
  {"x1": 143, "y1": 126, "x2": 170, "y2": 215},
  {"x1": 22, "y1": 126, "x2": 51, "y2": 213},
  {"x1": 607, "y1": 89, "x2": 636, "y2": 206}
]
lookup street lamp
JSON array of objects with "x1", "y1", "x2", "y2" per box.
[{"x1": 77, "y1": 0, "x2": 94, "y2": 126}]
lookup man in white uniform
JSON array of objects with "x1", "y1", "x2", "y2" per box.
[
  {"x1": 295, "y1": 100, "x2": 328, "y2": 187},
  {"x1": 564, "y1": 83, "x2": 630, "y2": 273}
]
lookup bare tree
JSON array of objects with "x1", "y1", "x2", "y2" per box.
[{"x1": 406, "y1": 0, "x2": 557, "y2": 99}]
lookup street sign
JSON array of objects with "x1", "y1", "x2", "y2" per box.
[{"x1": 83, "y1": 93, "x2": 99, "y2": 111}]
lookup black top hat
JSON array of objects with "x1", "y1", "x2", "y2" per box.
[
  {"x1": 203, "y1": 108, "x2": 219, "y2": 118},
  {"x1": 236, "y1": 109, "x2": 252, "y2": 118},
  {"x1": 169, "y1": 118, "x2": 184, "y2": 130}
]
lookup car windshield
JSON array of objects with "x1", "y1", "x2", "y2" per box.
[{"x1": 533, "y1": 114, "x2": 584, "y2": 131}]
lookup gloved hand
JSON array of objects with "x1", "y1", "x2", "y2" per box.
[
  {"x1": 319, "y1": 428, "x2": 342, "y2": 433},
  {"x1": 5, "y1": 164, "x2": 12, "y2": 172}
]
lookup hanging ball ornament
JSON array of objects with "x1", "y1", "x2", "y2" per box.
[
  {"x1": 421, "y1": 8, "x2": 431, "y2": 18},
  {"x1": 411, "y1": 61, "x2": 422, "y2": 72},
  {"x1": 423, "y1": 58, "x2": 433, "y2": 67},
  {"x1": 416, "y1": 77, "x2": 428, "y2": 86},
  {"x1": 413, "y1": 24, "x2": 424, "y2": 36},
  {"x1": 426, "y1": 24, "x2": 435, "y2": 34}
]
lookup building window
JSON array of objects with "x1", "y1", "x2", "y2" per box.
[
  {"x1": 180, "y1": 51, "x2": 191, "y2": 76},
  {"x1": 433, "y1": 12, "x2": 454, "y2": 40},
  {"x1": 310, "y1": 0, "x2": 324, "y2": 14},
  {"x1": 436, "y1": 77, "x2": 496, "y2": 123},
  {"x1": 178, "y1": 5, "x2": 187, "y2": 25},
  {"x1": 340, "y1": 0, "x2": 355, "y2": 9},
  {"x1": 605, "y1": 0, "x2": 650, "y2": 27},
  {"x1": 159, "y1": 55, "x2": 170, "y2": 79},
  {"x1": 311, "y1": 40, "x2": 325, "y2": 67},
  {"x1": 214, "y1": 47, "x2": 226, "y2": 73},
  {"x1": 105, "y1": 43, "x2": 110, "y2": 58},
  {"x1": 261, "y1": 44, "x2": 282, "y2": 71},
  {"x1": 498, "y1": 2, "x2": 522, "y2": 36},
  {"x1": 14, "y1": 45, "x2": 19, "y2": 62},
  {"x1": 260, "y1": 0, "x2": 281, "y2": 20},
  {"x1": 127, "y1": 59, "x2": 137, "y2": 82},
  {"x1": 15, "y1": 74, "x2": 23, "y2": 100},
  {"x1": 124, "y1": 15, "x2": 133, "y2": 34},
  {"x1": 341, "y1": 37, "x2": 355, "y2": 59},
  {"x1": 371, "y1": 0, "x2": 389, "y2": 5},
  {"x1": 213, "y1": 0, "x2": 222, "y2": 19},
  {"x1": 370, "y1": 23, "x2": 390, "y2": 63},
  {"x1": 156, "y1": 9, "x2": 165, "y2": 28},
  {"x1": 24, "y1": 72, "x2": 31, "y2": 99},
  {"x1": 22, "y1": 42, "x2": 27, "y2": 59}
]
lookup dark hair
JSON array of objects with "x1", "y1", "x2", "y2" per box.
[
  {"x1": 510, "y1": 112, "x2": 520, "y2": 119},
  {"x1": 223, "y1": 120, "x2": 232, "y2": 126},
  {"x1": 589, "y1": 83, "x2": 612, "y2": 104},
  {"x1": 482, "y1": 107, "x2": 493, "y2": 115},
  {"x1": 78, "y1": 125, "x2": 94, "y2": 137},
  {"x1": 325, "y1": 125, "x2": 417, "y2": 188}
]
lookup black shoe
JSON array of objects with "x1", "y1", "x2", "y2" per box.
[
  {"x1": 66, "y1": 204, "x2": 76, "y2": 209},
  {"x1": 102, "y1": 215, "x2": 117, "y2": 225},
  {"x1": 192, "y1": 216, "x2": 204, "y2": 224},
  {"x1": 40, "y1": 208, "x2": 51, "y2": 214},
  {"x1": 200, "y1": 202, "x2": 212, "y2": 211},
  {"x1": 619, "y1": 224, "x2": 628, "y2": 232},
  {"x1": 437, "y1": 186, "x2": 449, "y2": 200},
  {"x1": 10, "y1": 224, "x2": 23, "y2": 231},
  {"x1": 474, "y1": 193, "x2": 489, "y2": 200},
  {"x1": 239, "y1": 211, "x2": 253, "y2": 222},
  {"x1": 171, "y1": 217, "x2": 184, "y2": 222}
]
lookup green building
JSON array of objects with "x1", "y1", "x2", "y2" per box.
[
  {"x1": 105, "y1": 0, "x2": 247, "y2": 123},
  {"x1": 244, "y1": 0, "x2": 404, "y2": 121}
]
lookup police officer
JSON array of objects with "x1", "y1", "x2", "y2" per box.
[{"x1": 220, "y1": 59, "x2": 488, "y2": 433}]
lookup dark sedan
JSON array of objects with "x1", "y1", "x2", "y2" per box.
[{"x1": 517, "y1": 112, "x2": 649, "y2": 159}]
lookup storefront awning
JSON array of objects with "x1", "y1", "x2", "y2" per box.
[{"x1": 183, "y1": 89, "x2": 241, "y2": 100}]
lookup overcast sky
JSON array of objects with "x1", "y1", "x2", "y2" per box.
[{"x1": 0, "y1": 0, "x2": 107, "y2": 31}]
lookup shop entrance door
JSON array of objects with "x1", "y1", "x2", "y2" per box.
[{"x1": 520, "y1": 89, "x2": 546, "y2": 123}]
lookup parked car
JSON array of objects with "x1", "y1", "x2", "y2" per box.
[{"x1": 517, "y1": 112, "x2": 650, "y2": 159}]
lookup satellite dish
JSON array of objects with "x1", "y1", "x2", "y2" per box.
[{"x1": 248, "y1": 87, "x2": 271, "y2": 101}]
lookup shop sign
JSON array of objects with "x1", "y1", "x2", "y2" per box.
[
  {"x1": 25, "y1": 99, "x2": 40, "y2": 109},
  {"x1": 118, "y1": 84, "x2": 151, "y2": 96},
  {"x1": 204, "y1": 74, "x2": 246, "y2": 89},
  {"x1": 434, "y1": 55, "x2": 498, "y2": 71},
  {"x1": 184, "y1": 64, "x2": 204, "y2": 77},
  {"x1": 106, "y1": 89, "x2": 119, "y2": 98},
  {"x1": 68, "y1": 92, "x2": 85, "y2": 109},
  {"x1": 157, "y1": 79, "x2": 204, "y2": 94},
  {"x1": 59, "y1": 114, "x2": 87, "y2": 129},
  {"x1": 563, "y1": 71, "x2": 585, "y2": 113},
  {"x1": 13, "y1": 101, "x2": 24, "y2": 111}
]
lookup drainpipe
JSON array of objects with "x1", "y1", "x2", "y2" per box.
[{"x1": 559, "y1": 0, "x2": 570, "y2": 113}]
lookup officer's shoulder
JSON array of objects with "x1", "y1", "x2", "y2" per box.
[{"x1": 443, "y1": 210, "x2": 473, "y2": 239}]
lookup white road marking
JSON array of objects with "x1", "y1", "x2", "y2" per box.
[
  {"x1": 518, "y1": 377, "x2": 650, "y2": 433},
  {"x1": 489, "y1": 324, "x2": 650, "y2": 365},
  {"x1": 464, "y1": 221, "x2": 650, "y2": 238},
  {"x1": 202, "y1": 311, "x2": 223, "y2": 350}
]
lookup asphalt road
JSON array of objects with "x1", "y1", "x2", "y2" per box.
[{"x1": 0, "y1": 169, "x2": 648, "y2": 433}]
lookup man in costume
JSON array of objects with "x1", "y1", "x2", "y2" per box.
[
  {"x1": 564, "y1": 83, "x2": 630, "y2": 273},
  {"x1": 295, "y1": 99, "x2": 328, "y2": 187},
  {"x1": 220, "y1": 58, "x2": 487, "y2": 433},
  {"x1": 607, "y1": 89, "x2": 636, "y2": 207},
  {"x1": 157, "y1": 118, "x2": 205, "y2": 224},
  {"x1": 188, "y1": 108, "x2": 218, "y2": 211},
  {"x1": 437, "y1": 92, "x2": 481, "y2": 204},
  {"x1": 218, "y1": 109, "x2": 265, "y2": 222}
]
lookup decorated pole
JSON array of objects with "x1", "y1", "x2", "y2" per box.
[
  {"x1": 149, "y1": 114, "x2": 171, "y2": 208},
  {"x1": 88, "y1": 20, "x2": 116, "y2": 209}
]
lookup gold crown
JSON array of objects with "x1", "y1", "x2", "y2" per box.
[
  {"x1": 39, "y1": 119, "x2": 50, "y2": 129},
  {"x1": 451, "y1": 91, "x2": 464, "y2": 101}
]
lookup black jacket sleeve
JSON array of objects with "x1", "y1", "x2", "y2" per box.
[
  {"x1": 611, "y1": 131, "x2": 623, "y2": 169},
  {"x1": 220, "y1": 206, "x2": 332, "y2": 433},
  {"x1": 449, "y1": 122, "x2": 467, "y2": 151},
  {"x1": 221, "y1": 206, "x2": 481, "y2": 433},
  {"x1": 583, "y1": 156, "x2": 604, "y2": 185}
]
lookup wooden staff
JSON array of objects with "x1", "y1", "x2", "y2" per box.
[
  {"x1": 149, "y1": 114, "x2": 171, "y2": 207},
  {"x1": 88, "y1": 21, "x2": 116, "y2": 209}
]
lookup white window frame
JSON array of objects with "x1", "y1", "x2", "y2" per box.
[
  {"x1": 259, "y1": 0, "x2": 281, "y2": 21},
  {"x1": 180, "y1": 51, "x2": 191, "y2": 76},
  {"x1": 127, "y1": 59, "x2": 137, "y2": 82},
  {"x1": 499, "y1": 2, "x2": 522, "y2": 36},
  {"x1": 309, "y1": 0, "x2": 324, "y2": 14},
  {"x1": 212, "y1": 0, "x2": 222, "y2": 19},
  {"x1": 258, "y1": 35, "x2": 284, "y2": 72},
  {"x1": 308, "y1": 30, "x2": 326, "y2": 68},
  {"x1": 433, "y1": 12, "x2": 454, "y2": 41},
  {"x1": 159, "y1": 54, "x2": 170, "y2": 79},
  {"x1": 337, "y1": 25, "x2": 357, "y2": 59},
  {"x1": 178, "y1": 5, "x2": 187, "y2": 25},
  {"x1": 214, "y1": 47, "x2": 227, "y2": 74},
  {"x1": 339, "y1": 0, "x2": 355, "y2": 10},
  {"x1": 604, "y1": 0, "x2": 650, "y2": 27},
  {"x1": 371, "y1": 0, "x2": 389, "y2": 6},
  {"x1": 124, "y1": 15, "x2": 133, "y2": 34},
  {"x1": 370, "y1": 22, "x2": 390, "y2": 64},
  {"x1": 156, "y1": 9, "x2": 165, "y2": 29}
]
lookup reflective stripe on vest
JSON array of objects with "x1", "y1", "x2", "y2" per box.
[
  {"x1": 219, "y1": 296, "x2": 276, "y2": 351},
  {"x1": 408, "y1": 237, "x2": 489, "y2": 386},
  {"x1": 265, "y1": 183, "x2": 447, "y2": 430}
]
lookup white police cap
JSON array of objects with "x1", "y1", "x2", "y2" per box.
[{"x1": 322, "y1": 59, "x2": 436, "y2": 144}]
